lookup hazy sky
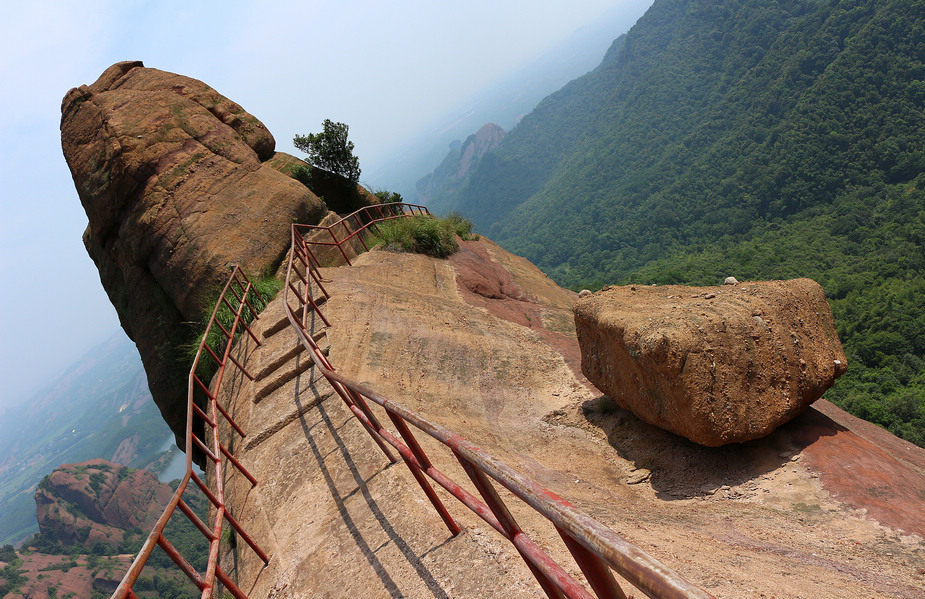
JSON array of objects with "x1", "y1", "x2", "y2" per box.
[{"x1": 0, "y1": 0, "x2": 651, "y2": 409}]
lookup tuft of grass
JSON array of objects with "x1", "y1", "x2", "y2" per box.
[
  {"x1": 792, "y1": 502, "x2": 823, "y2": 514},
  {"x1": 444, "y1": 212, "x2": 478, "y2": 241},
  {"x1": 184, "y1": 273, "x2": 283, "y2": 383},
  {"x1": 371, "y1": 214, "x2": 476, "y2": 258}
]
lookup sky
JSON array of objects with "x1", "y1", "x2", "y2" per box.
[{"x1": 0, "y1": 0, "x2": 651, "y2": 410}]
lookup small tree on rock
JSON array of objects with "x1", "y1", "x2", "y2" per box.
[{"x1": 293, "y1": 119, "x2": 361, "y2": 184}]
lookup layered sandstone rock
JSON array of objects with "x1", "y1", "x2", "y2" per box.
[
  {"x1": 35, "y1": 459, "x2": 172, "y2": 546},
  {"x1": 574, "y1": 278, "x2": 847, "y2": 445},
  {"x1": 61, "y1": 61, "x2": 327, "y2": 445}
]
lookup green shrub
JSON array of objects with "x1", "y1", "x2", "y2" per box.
[
  {"x1": 1, "y1": 558, "x2": 26, "y2": 594},
  {"x1": 372, "y1": 189, "x2": 403, "y2": 203},
  {"x1": 291, "y1": 164, "x2": 312, "y2": 188},
  {"x1": 444, "y1": 213, "x2": 478, "y2": 241},
  {"x1": 372, "y1": 215, "x2": 475, "y2": 258},
  {"x1": 88, "y1": 471, "x2": 106, "y2": 495}
]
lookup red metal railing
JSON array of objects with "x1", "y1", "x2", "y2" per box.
[
  {"x1": 111, "y1": 267, "x2": 269, "y2": 599},
  {"x1": 283, "y1": 214, "x2": 715, "y2": 599},
  {"x1": 294, "y1": 202, "x2": 430, "y2": 266}
]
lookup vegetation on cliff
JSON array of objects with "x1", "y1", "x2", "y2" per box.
[
  {"x1": 372, "y1": 214, "x2": 477, "y2": 258},
  {"x1": 294, "y1": 119, "x2": 362, "y2": 184},
  {"x1": 430, "y1": 0, "x2": 925, "y2": 445},
  {"x1": 184, "y1": 273, "x2": 282, "y2": 385}
]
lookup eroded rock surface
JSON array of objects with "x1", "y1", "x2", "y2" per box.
[
  {"x1": 219, "y1": 247, "x2": 922, "y2": 599},
  {"x1": 61, "y1": 61, "x2": 327, "y2": 444},
  {"x1": 34, "y1": 459, "x2": 172, "y2": 546},
  {"x1": 574, "y1": 278, "x2": 848, "y2": 446}
]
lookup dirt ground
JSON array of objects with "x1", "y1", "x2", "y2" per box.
[{"x1": 217, "y1": 238, "x2": 925, "y2": 599}]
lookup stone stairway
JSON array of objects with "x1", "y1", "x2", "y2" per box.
[
  {"x1": 216, "y1": 270, "x2": 547, "y2": 599},
  {"x1": 252, "y1": 308, "x2": 329, "y2": 405},
  {"x1": 235, "y1": 294, "x2": 336, "y2": 454}
]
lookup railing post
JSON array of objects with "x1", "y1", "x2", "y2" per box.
[
  {"x1": 329, "y1": 226, "x2": 351, "y2": 265},
  {"x1": 112, "y1": 265, "x2": 269, "y2": 599},
  {"x1": 556, "y1": 527, "x2": 628, "y2": 599}
]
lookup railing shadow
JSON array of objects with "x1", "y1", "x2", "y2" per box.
[
  {"x1": 293, "y1": 379, "x2": 452, "y2": 599},
  {"x1": 281, "y1": 209, "x2": 716, "y2": 599}
]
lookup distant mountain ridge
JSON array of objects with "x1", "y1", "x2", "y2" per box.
[
  {"x1": 416, "y1": 123, "x2": 506, "y2": 205},
  {"x1": 364, "y1": 1, "x2": 653, "y2": 200},
  {"x1": 430, "y1": 0, "x2": 925, "y2": 446}
]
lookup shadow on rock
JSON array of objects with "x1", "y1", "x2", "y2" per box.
[{"x1": 546, "y1": 395, "x2": 846, "y2": 501}]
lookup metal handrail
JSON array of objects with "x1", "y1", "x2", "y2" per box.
[
  {"x1": 283, "y1": 222, "x2": 715, "y2": 599},
  {"x1": 111, "y1": 267, "x2": 268, "y2": 599},
  {"x1": 294, "y1": 202, "x2": 431, "y2": 266}
]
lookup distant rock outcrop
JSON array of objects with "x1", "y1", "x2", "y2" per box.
[
  {"x1": 416, "y1": 123, "x2": 505, "y2": 204},
  {"x1": 60, "y1": 61, "x2": 327, "y2": 446},
  {"x1": 34, "y1": 459, "x2": 172, "y2": 547},
  {"x1": 574, "y1": 279, "x2": 848, "y2": 446}
]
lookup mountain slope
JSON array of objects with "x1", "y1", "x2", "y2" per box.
[
  {"x1": 416, "y1": 123, "x2": 506, "y2": 204},
  {"x1": 0, "y1": 334, "x2": 173, "y2": 545},
  {"x1": 364, "y1": 2, "x2": 651, "y2": 200},
  {"x1": 218, "y1": 241, "x2": 924, "y2": 599},
  {"x1": 432, "y1": 0, "x2": 925, "y2": 446}
]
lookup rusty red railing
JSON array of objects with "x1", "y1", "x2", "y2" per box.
[
  {"x1": 294, "y1": 201, "x2": 430, "y2": 266},
  {"x1": 111, "y1": 267, "x2": 269, "y2": 599},
  {"x1": 283, "y1": 210, "x2": 715, "y2": 599}
]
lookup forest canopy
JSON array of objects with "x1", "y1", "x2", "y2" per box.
[{"x1": 432, "y1": 0, "x2": 925, "y2": 446}]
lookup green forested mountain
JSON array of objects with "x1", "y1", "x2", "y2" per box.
[{"x1": 433, "y1": 0, "x2": 925, "y2": 445}]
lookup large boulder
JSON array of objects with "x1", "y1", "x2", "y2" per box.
[
  {"x1": 61, "y1": 61, "x2": 327, "y2": 447},
  {"x1": 574, "y1": 279, "x2": 848, "y2": 446},
  {"x1": 35, "y1": 459, "x2": 173, "y2": 547}
]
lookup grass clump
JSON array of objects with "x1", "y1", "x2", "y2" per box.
[
  {"x1": 184, "y1": 273, "x2": 283, "y2": 382},
  {"x1": 444, "y1": 213, "x2": 479, "y2": 241},
  {"x1": 372, "y1": 214, "x2": 476, "y2": 258}
]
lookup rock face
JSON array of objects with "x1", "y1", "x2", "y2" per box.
[
  {"x1": 221, "y1": 248, "x2": 923, "y2": 599},
  {"x1": 574, "y1": 279, "x2": 848, "y2": 446},
  {"x1": 416, "y1": 123, "x2": 506, "y2": 203},
  {"x1": 60, "y1": 61, "x2": 327, "y2": 445},
  {"x1": 34, "y1": 459, "x2": 172, "y2": 546}
]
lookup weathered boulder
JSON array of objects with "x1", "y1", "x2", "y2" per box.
[
  {"x1": 61, "y1": 61, "x2": 327, "y2": 446},
  {"x1": 35, "y1": 459, "x2": 172, "y2": 547},
  {"x1": 574, "y1": 279, "x2": 848, "y2": 446}
]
